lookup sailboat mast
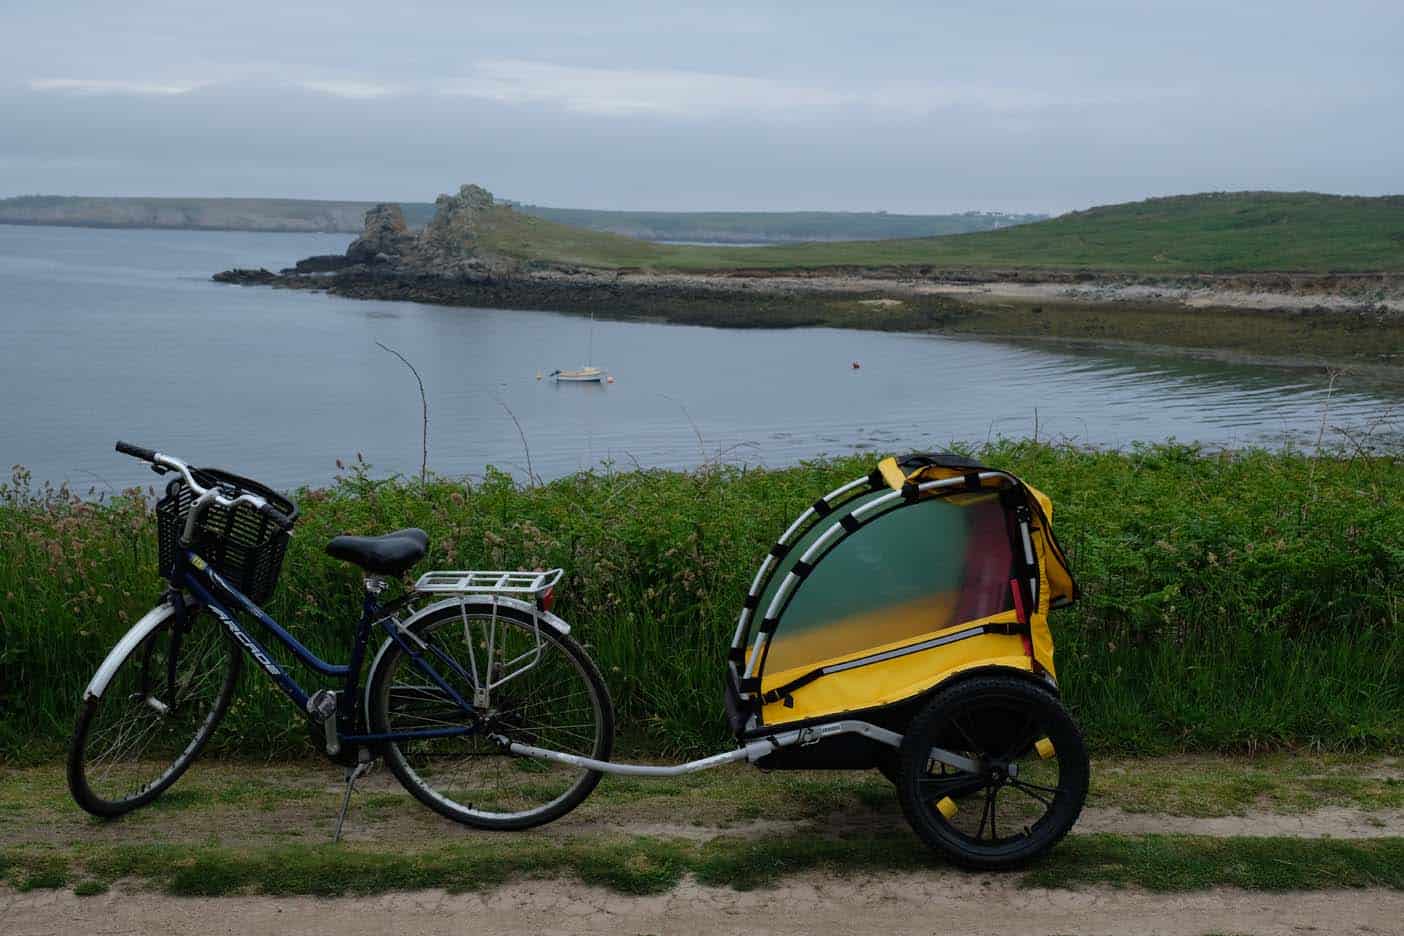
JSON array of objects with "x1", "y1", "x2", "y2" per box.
[{"x1": 587, "y1": 310, "x2": 595, "y2": 366}]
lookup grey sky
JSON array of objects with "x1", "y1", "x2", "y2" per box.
[{"x1": 2, "y1": 1, "x2": 1400, "y2": 213}]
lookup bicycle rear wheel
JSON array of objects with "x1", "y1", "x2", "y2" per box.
[
  {"x1": 68, "y1": 604, "x2": 241, "y2": 817},
  {"x1": 369, "y1": 603, "x2": 614, "y2": 830}
]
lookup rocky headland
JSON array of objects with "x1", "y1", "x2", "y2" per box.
[{"x1": 213, "y1": 184, "x2": 1404, "y2": 365}]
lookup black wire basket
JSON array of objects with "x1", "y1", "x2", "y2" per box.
[{"x1": 156, "y1": 468, "x2": 298, "y2": 605}]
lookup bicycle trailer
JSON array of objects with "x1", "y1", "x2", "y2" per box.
[{"x1": 724, "y1": 451, "x2": 1078, "y2": 771}]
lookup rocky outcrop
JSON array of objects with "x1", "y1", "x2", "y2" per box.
[
  {"x1": 309, "y1": 186, "x2": 517, "y2": 276},
  {"x1": 400, "y1": 184, "x2": 519, "y2": 275},
  {"x1": 345, "y1": 203, "x2": 415, "y2": 264},
  {"x1": 420, "y1": 184, "x2": 493, "y2": 252},
  {"x1": 291, "y1": 254, "x2": 357, "y2": 274},
  {"x1": 212, "y1": 267, "x2": 278, "y2": 284}
]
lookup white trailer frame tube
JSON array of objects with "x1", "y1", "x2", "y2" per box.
[{"x1": 502, "y1": 720, "x2": 983, "y2": 778}]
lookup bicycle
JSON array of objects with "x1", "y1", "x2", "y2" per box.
[
  {"x1": 69, "y1": 442, "x2": 614, "y2": 838},
  {"x1": 71, "y1": 443, "x2": 1088, "y2": 867}
]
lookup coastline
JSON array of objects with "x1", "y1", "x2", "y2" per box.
[{"x1": 215, "y1": 264, "x2": 1404, "y2": 367}]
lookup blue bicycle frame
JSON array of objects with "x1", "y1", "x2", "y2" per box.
[{"x1": 174, "y1": 547, "x2": 481, "y2": 747}]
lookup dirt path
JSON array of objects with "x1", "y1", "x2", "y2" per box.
[
  {"x1": 6, "y1": 876, "x2": 1402, "y2": 936},
  {"x1": 3, "y1": 759, "x2": 1400, "y2": 851},
  {"x1": 4, "y1": 767, "x2": 1399, "y2": 850}
]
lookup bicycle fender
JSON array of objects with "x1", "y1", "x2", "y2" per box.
[
  {"x1": 364, "y1": 595, "x2": 572, "y2": 718},
  {"x1": 82, "y1": 602, "x2": 176, "y2": 700}
]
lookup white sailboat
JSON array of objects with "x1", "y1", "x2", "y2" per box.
[
  {"x1": 551, "y1": 311, "x2": 607, "y2": 383},
  {"x1": 552, "y1": 365, "x2": 605, "y2": 383}
]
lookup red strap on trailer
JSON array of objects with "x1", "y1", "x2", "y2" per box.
[
  {"x1": 1010, "y1": 578, "x2": 1034, "y2": 659},
  {"x1": 1010, "y1": 577, "x2": 1028, "y2": 625}
]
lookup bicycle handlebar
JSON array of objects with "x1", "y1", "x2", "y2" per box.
[
  {"x1": 114, "y1": 441, "x2": 294, "y2": 534},
  {"x1": 257, "y1": 499, "x2": 296, "y2": 532},
  {"x1": 115, "y1": 440, "x2": 158, "y2": 462}
]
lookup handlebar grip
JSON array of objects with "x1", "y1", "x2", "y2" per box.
[
  {"x1": 115, "y1": 440, "x2": 158, "y2": 462},
  {"x1": 258, "y1": 500, "x2": 295, "y2": 532}
]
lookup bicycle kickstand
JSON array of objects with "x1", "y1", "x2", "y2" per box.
[{"x1": 333, "y1": 754, "x2": 374, "y2": 844}]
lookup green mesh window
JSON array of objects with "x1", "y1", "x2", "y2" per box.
[{"x1": 759, "y1": 492, "x2": 1015, "y2": 675}]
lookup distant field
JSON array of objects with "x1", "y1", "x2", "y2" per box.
[
  {"x1": 478, "y1": 192, "x2": 1404, "y2": 274},
  {"x1": 510, "y1": 204, "x2": 1043, "y2": 243},
  {"x1": 0, "y1": 195, "x2": 1036, "y2": 243}
]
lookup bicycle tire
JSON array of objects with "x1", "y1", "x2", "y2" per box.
[
  {"x1": 68, "y1": 605, "x2": 241, "y2": 817},
  {"x1": 368, "y1": 602, "x2": 615, "y2": 830}
]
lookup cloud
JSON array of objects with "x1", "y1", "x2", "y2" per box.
[
  {"x1": 435, "y1": 59, "x2": 1163, "y2": 125},
  {"x1": 15, "y1": 61, "x2": 1217, "y2": 129},
  {"x1": 28, "y1": 75, "x2": 397, "y2": 100},
  {"x1": 296, "y1": 80, "x2": 396, "y2": 100},
  {"x1": 28, "y1": 78, "x2": 211, "y2": 96},
  {"x1": 442, "y1": 60, "x2": 848, "y2": 119}
]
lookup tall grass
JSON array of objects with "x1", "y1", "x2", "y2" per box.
[{"x1": 1, "y1": 442, "x2": 1399, "y2": 763}]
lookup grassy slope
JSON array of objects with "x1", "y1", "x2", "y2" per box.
[{"x1": 476, "y1": 192, "x2": 1404, "y2": 274}]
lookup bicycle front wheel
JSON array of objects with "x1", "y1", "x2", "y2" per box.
[
  {"x1": 68, "y1": 604, "x2": 241, "y2": 817},
  {"x1": 369, "y1": 603, "x2": 614, "y2": 830}
]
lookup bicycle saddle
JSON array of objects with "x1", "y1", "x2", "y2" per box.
[{"x1": 325, "y1": 528, "x2": 429, "y2": 575}]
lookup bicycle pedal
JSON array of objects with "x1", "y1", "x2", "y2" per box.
[
  {"x1": 306, "y1": 689, "x2": 337, "y2": 722},
  {"x1": 307, "y1": 689, "x2": 340, "y2": 757}
]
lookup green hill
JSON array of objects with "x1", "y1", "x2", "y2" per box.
[{"x1": 476, "y1": 191, "x2": 1404, "y2": 274}]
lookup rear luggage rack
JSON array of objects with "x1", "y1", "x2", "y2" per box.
[{"x1": 413, "y1": 568, "x2": 564, "y2": 597}]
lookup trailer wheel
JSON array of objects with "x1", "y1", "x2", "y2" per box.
[{"x1": 896, "y1": 674, "x2": 1088, "y2": 869}]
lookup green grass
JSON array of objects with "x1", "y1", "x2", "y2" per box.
[
  {"x1": 1096, "y1": 756, "x2": 1404, "y2": 816},
  {"x1": 2, "y1": 835, "x2": 1399, "y2": 896},
  {"x1": 1, "y1": 442, "x2": 1400, "y2": 762},
  {"x1": 469, "y1": 192, "x2": 1404, "y2": 274},
  {"x1": 1, "y1": 755, "x2": 1397, "y2": 834},
  {"x1": 1021, "y1": 835, "x2": 1404, "y2": 891}
]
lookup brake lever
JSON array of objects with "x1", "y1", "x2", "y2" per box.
[{"x1": 150, "y1": 463, "x2": 170, "y2": 475}]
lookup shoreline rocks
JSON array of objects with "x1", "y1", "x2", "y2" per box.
[{"x1": 212, "y1": 267, "x2": 278, "y2": 284}]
